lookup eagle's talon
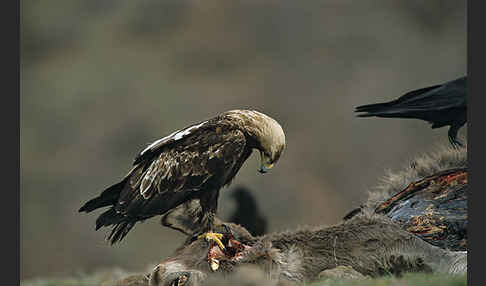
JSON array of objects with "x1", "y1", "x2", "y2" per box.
[{"x1": 198, "y1": 232, "x2": 225, "y2": 250}]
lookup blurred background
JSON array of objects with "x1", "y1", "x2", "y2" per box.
[{"x1": 20, "y1": 0, "x2": 466, "y2": 280}]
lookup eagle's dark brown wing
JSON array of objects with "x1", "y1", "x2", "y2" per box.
[
  {"x1": 84, "y1": 126, "x2": 248, "y2": 243},
  {"x1": 133, "y1": 120, "x2": 209, "y2": 165},
  {"x1": 117, "y1": 128, "x2": 247, "y2": 218}
]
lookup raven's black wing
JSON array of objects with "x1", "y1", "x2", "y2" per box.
[{"x1": 355, "y1": 76, "x2": 466, "y2": 117}]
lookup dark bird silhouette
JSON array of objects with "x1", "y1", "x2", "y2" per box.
[
  {"x1": 79, "y1": 109, "x2": 285, "y2": 245},
  {"x1": 228, "y1": 186, "x2": 268, "y2": 236},
  {"x1": 355, "y1": 76, "x2": 467, "y2": 147}
]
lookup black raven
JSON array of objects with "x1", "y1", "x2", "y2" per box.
[{"x1": 355, "y1": 76, "x2": 467, "y2": 147}]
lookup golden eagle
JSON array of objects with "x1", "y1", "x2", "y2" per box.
[
  {"x1": 79, "y1": 109, "x2": 285, "y2": 245},
  {"x1": 355, "y1": 76, "x2": 467, "y2": 147}
]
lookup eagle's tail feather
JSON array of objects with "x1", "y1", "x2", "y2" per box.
[
  {"x1": 108, "y1": 221, "x2": 136, "y2": 245},
  {"x1": 79, "y1": 180, "x2": 125, "y2": 213},
  {"x1": 95, "y1": 207, "x2": 124, "y2": 230},
  {"x1": 94, "y1": 207, "x2": 136, "y2": 244}
]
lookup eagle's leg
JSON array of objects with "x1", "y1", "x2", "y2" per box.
[{"x1": 196, "y1": 195, "x2": 226, "y2": 250}]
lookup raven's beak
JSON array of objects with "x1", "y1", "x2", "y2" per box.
[{"x1": 259, "y1": 151, "x2": 274, "y2": 174}]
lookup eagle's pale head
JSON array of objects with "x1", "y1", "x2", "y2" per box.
[{"x1": 225, "y1": 109, "x2": 286, "y2": 174}]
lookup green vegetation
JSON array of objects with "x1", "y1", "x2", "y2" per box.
[
  {"x1": 21, "y1": 269, "x2": 134, "y2": 286},
  {"x1": 21, "y1": 272, "x2": 466, "y2": 286},
  {"x1": 22, "y1": 278, "x2": 99, "y2": 286},
  {"x1": 310, "y1": 273, "x2": 466, "y2": 286}
]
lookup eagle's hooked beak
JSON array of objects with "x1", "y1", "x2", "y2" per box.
[{"x1": 259, "y1": 151, "x2": 274, "y2": 174}]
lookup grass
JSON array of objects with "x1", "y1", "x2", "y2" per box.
[
  {"x1": 309, "y1": 273, "x2": 467, "y2": 286},
  {"x1": 21, "y1": 277, "x2": 100, "y2": 286},
  {"x1": 21, "y1": 271, "x2": 466, "y2": 286},
  {"x1": 20, "y1": 268, "x2": 134, "y2": 286}
]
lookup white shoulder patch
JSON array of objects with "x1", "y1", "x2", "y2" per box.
[
  {"x1": 139, "y1": 130, "x2": 179, "y2": 156},
  {"x1": 173, "y1": 121, "x2": 206, "y2": 140},
  {"x1": 139, "y1": 121, "x2": 207, "y2": 156}
]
